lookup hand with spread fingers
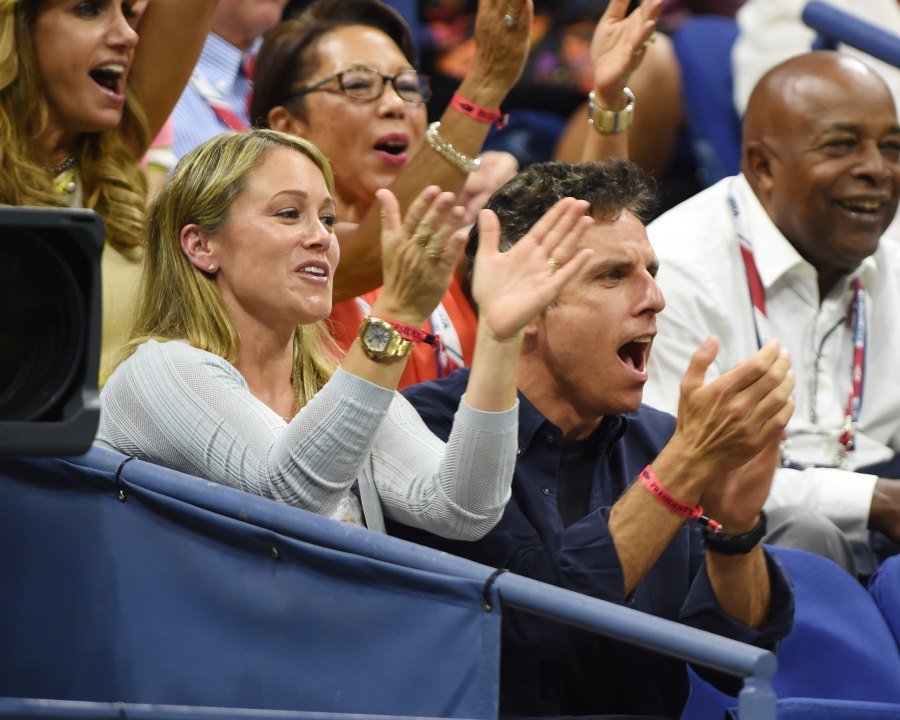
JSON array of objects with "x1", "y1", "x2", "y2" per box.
[
  {"x1": 472, "y1": 198, "x2": 595, "y2": 342},
  {"x1": 373, "y1": 185, "x2": 468, "y2": 325},
  {"x1": 589, "y1": 0, "x2": 663, "y2": 110}
]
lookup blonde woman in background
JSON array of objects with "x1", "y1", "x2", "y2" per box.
[{"x1": 0, "y1": 0, "x2": 218, "y2": 377}]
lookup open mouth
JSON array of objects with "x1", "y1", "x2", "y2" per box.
[
  {"x1": 835, "y1": 197, "x2": 888, "y2": 222},
  {"x1": 89, "y1": 63, "x2": 126, "y2": 99},
  {"x1": 617, "y1": 336, "x2": 652, "y2": 374},
  {"x1": 373, "y1": 134, "x2": 409, "y2": 165},
  {"x1": 295, "y1": 263, "x2": 329, "y2": 282}
]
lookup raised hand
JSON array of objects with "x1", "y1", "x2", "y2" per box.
[
  {"x1": 471, "y1": 198, "x2": 594, "y2": 341},
  {"x1": 589, "y1": 0, "x2": 663, "y2": 107},
  {"x1": 469, "y1": 0, "x2": 534, "y2": 100},
  {"x1": 374, "y1": 186, "x2": 467, "y2": 323}
]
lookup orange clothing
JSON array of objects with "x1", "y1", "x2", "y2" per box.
[{"x1": 327, "y1": 277, "x2": 477, "y2": 389}]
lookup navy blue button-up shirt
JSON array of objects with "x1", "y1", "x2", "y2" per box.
[{"x1": 394, "y1": 369, "x2": 794, "y2": 718}]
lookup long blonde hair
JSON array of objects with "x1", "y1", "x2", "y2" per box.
[
  {"x1": 0, "y1": 0, "x2": 148, "y2": 253},
  {"x1": 122, "y1": 129, "x2": 339, "y2": 408}
]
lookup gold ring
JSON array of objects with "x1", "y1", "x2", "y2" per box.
[
  {"x1": 411, "y1": 232, "x2": 430, "y2": 248},
  {"x1": 634, "y1": 33, "x2": 656, "y2": 55},
  {"x1": 547, "y1": 257, "x2": 560, "y2": 270},
  {"x1": 427, "y1": 248, "x2": 441, "y2": 262}
]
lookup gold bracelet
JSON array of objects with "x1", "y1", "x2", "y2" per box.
[
  {"x1": 587, "y1": 87, "x2": 635, "y2": 135},
  {"x1": 425, "y1": 121, "x2": 481, "y2": 174}
]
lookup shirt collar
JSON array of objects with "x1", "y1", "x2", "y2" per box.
[
  {"x1": 516, "y1": 390, "x2": 629, "y2": 452},
  {"x1": 734, "y1": 173, "x2": 882, "y2": 298},
  {"x1": 733, "y1": 173, "x2": 808, "y2": 291},
  {"x1": 197, "y1": 32, "x2": 247, "y2": 87}
]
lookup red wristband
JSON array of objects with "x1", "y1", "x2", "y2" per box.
[
  {"x1": 381, "y1": 317, "x2": 436, "y2": 345},
  {"x1": 450, "y1": 91, "x2": 508, "y2": 129},
  {"x1": 639, "y1": 465, "x2": 721, "y2": 533}
]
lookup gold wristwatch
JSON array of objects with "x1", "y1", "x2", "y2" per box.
[{"x1": 358, "y1": 316, "x2": 415, "y2": 361}]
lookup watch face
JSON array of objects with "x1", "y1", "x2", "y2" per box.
[{"x1": 363, "y1": 322, "x2": 392, "y2": 353}]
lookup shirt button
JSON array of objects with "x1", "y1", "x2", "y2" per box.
[
  {"x1": 541, "y1": 488, "x2": 551, "y2": 496},
  {"x1": 516, "y1": 447, "x2": 523, "y2": 456},
  {"x1": 545, "y1": 433, "x2": 556, "y2": 444}
]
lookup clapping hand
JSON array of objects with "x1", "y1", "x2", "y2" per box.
[
  {"x1": 673, "y1": 337, "x2": 795, "y2": 530},
  {"x1": 374, "y1": 186, "x2": 468, "y2": 323}
]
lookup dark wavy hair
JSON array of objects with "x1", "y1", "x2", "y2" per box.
[
  {"x1": 250, "y1": 0, "x2": 417, "y2": 128},
  {"x1": 466, "y1": 159, "x2": 658, "y2": 266}
]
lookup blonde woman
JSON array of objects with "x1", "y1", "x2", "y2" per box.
[
  {"x1": 97, "y1": 129, "x2": 593, "y2": 536},
  {"x1": 0, "y1": 0, "x2": 217, "y2": 375}
]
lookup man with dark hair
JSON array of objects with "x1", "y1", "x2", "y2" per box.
[
  {"x1": 390, "y1": 159, "x2": 795, "y2": 719},
  {"x1": 644, "y1": 52, "x2": 900, "y2": 576}
]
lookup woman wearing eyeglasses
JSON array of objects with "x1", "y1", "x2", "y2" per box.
[{"x1": 250, "y1": 0, "x2": 532, "y2": 387}]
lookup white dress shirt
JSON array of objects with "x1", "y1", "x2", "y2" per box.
[{"x1": 644, "y1": 174, "x2": 900, "y2": 543}]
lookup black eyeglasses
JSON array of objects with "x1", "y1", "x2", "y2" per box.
[{"x1": 287, "y1": 65, "x2": 432, "y2": 105}]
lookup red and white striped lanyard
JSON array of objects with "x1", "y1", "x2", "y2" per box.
[{"x1": 729, "y1": 185, "x2": 867, "y2": 469}]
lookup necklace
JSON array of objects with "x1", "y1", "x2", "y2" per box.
[{"x1": 45, "y1": 155, "x2": 77, "y2": 176}]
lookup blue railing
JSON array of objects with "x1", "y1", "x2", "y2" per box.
[{"x1": 803, "y1": 0, "x2": 900, "y2": 67}]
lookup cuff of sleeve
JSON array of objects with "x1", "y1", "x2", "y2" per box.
[
  {"x1": 457, "y1": 394, "x2": 520, "y2": 429},
  {"x1": 679, "y1": 548, "x2": 795, "y2": 648},
  {"x1": 765, "y1": 467, "x2": 877, "y2": 544}
]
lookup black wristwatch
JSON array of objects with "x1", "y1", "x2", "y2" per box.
[{"x1": 703, "y1": 511, "x2": 768, "y2": 555}]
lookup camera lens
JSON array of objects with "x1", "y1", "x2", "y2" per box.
[{"x1": 0, "y1": 226, "x2": 88, "y2": 421}]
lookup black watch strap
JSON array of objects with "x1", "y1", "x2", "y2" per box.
[{"x1": 703, "y1": 510, "x2": 767, "y2": 555}]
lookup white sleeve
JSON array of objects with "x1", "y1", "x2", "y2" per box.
[
  {"x1": 98, "y1": 341, "x2": 395, "y2": 517},
  {"x1": 371, "y1": 394, "x2": 518, "y2": 541},
  {"x1": 765, "y1": 466, "x2": 877, "y2": 544}
]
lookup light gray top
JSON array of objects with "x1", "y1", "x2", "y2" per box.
[{"x1": 96, "y1": 340, "x2": 517, "y2": 540}]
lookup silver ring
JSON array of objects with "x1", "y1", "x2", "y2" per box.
[
  {"x1": 503, "y1": 13, "x2": 515, "y2": 27},
  {"x1": 426, "y1": 248, "x2": 441, "y2": 262}
]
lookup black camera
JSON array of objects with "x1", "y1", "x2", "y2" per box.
[{"x1": 0, "y1": 207, "x2": 103, "y2": 455}]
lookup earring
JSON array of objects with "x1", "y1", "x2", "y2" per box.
[{"x1": 207, "y1": 263, "x2": 217, "y2": 273}]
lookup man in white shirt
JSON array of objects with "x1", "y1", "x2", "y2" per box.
[{"x1": 644, "y1": 51, "x2": 900, "y2": 575}]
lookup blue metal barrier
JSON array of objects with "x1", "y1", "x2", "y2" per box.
[
  {"x1": 0, "y1": 448, "x2": 777, "y2": 719},
  {"x1": 0, "y1": 698, "x2": 453, "y2": 720},
  {"x1": 803, "y1": 0, "x2": 900, "y2": 68}
]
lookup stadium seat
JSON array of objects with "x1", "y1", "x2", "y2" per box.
[{"x1": 671, "y1": 16, "x2": 742, "y2": 187}]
